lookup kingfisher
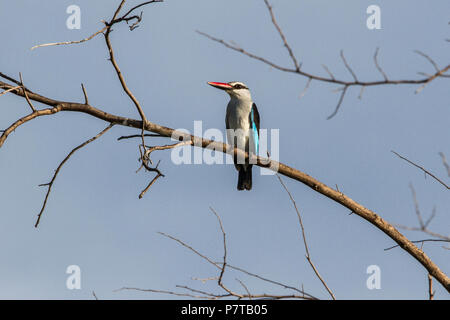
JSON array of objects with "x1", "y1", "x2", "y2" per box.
[{"x1": 207, "y1": 81, "x2": 260, "y2": 190}]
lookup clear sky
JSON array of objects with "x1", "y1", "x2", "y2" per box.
[{"x1": 0, "y1": 0, "x2": 449, "y2": 299}]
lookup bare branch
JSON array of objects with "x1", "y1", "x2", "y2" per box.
[
  {"x1": 81, "y1": 84, "x2": 89, "y2": 105},
  {"x1": 0, "y1": 85, "x2": 21, "y2": 97},
  {"x1": 2, "y1": 76, "x2": 449, "y2": 291},
  {"x1": 1, "y1": 1, "x2": 449, "y2": 291},
  {"x1": 191, "y1": 276, "x2": 218, "y2": 284},
  {"x1": 299, "y1": 77, "x2": 312, "y2": 99},
  {"x1": 374, "y1": 47, "x2": 389, "y2": 81},
  {"x1": 428, "y1": 274, "x2": 435, "y2": 300},
  {"x1": 104, "y1": 20, "x2": 148, "y2": 125},
  {"x1": 414, "y1": 50, "x2": 440, "y2": 72},
  {"x1": 196, "y1": 30, "x2": 294, "y2": 73},
  {"x1": 263, "y1": 0, "x2": 300, "y2": 71},
  {"x1": 0, "y1": 106, "x2": 62, "y2": 148},
  {"x1": 19, "y1": 73, "x2": 36, "y2": 112},
  {"x1": 395, "y1": 223, "x2": 450, "y2": 242},
  {"x1": 157, "y1": 231, "x2": 220, "y2": 269},
  {"x1": 221, "y1": 263, "x2": 313, "y2": 298},
  {"x1": 115, "y1": 286, "x2": 218, "y2": 299},
  {"x1": 209, "y1": 207, "x2": 245, "y2": 299},
  {"x1": 31, "y1": 26, "x2": 108, "y2": 51},
  {"x1": 35, "y1": 123, "x2": 114, "y2": 227},
  {"x1": 327, "y1": 85, "x2": 348, "y2": 120},
  {"x1": 157, "y1": 229, "x2": 317, "y2": 299},
  {"x1": 394, "y1": 185, "x2": 449, "y2": 242},
  {"x1": 415, "y1": 65, "x2": 450, "y2": 94},
  {"x1": 321, "y1": 64, "x2": 335, "y2": 81},
  {"x1": 392, "y1": 151, "x2": 449, "y2": 189},
  {"x1": 139, "y1": 160, "x2": 164, "y2": 199},
  {"x1": 410, "y1": 184, "x2": 425, "y2": 228},
  {"x1": 198, "y1": 24, "x2": 449, "y2": 119},
  {"x1": 117, "y1": 133, "x2": 162, "y2": 140},
  {"x1": 119, "y1": 0, "x2": 163, "y2": 21},
  {"x1": 236, "y1": 278, "x2": 252, "y2": 299},
  {"x1": 340, "y1": 50, "x2": 358, "y2": 82},
  {"x1": 0, "y1": 72, "x2": 25, "y2": 87},
  {"x1": 358, "y1": 86, "x2": 366, "y2": 100},
  {"x1": 439, "y1": 152, "x2": 450, "y2": 177},
  {"x1": 384, "y1": 239, "x2": 450, "y2": 251},
  {"x1": 277, "y1": 175, "x2": 336, "y2": 300}
]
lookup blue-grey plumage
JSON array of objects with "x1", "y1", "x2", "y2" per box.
[{"x1": 208, "y1": 81, "x2": 260, "y2": 190}]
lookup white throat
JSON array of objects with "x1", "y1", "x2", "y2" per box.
[{"x1": 228, "y1": 89, "x2": 252, "y2": 104}]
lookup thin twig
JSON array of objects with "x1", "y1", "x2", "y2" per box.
[
  {"x1": 395, "y1": 224, "x2": 450, "y2": 241},
  {"x1": 415, "y1": 65, "x2": 450, "y2": 94},
  {"x1": 35, "y1": 123, "x2": 114, "y2": 227},
  {"x1": 392, "y1": 151, "x2": 449, "y2": 189},
  {"x1": 157, "y1": 231, "x2": 220, "y2": 269},
  {"x1": 158, "y1": 229, "x2": 317, "y2": 299},
  {"x1": 81, "y1": 84, "x2": 89, "y2": 105},
  {"x1": 374, "y1": 47, "x2": 388, "y2": 81},
  {"x1": 191, "y1": 276, "x2": 218, "y2": 284},
  {"x1": 117, "y1": 133, "x2": 162, "y2": 140},
  {"x1": 118, "y1": 0, "x2": 163, "y2": 21},
  {"x1": 439, "y1": 152, "x2": 450, "y2": 177},
  {"x1": 414, "y1": 50, "x2": 440, "y2": 72},
  {"x1": 236, "y1": 278, "x2": 252, "y2": 299},
  {"x1": 428, "y1": 274, "x2": 435, "y2": 300},
  {"x1": 115, "y1": 287, "x2": 217, "y2": 299},
  {"x1": 139, "y1": 160, "x2": 164, "y2": 199},
  {"x1": 340, "y1": 50, "x2": 358, "y2": 82},
  {"x1": 276, "y1": 174, "x2": 336, "y2": 300},
  {"x1": 220, "y1": 263, "x2": 314, "y2": 299},
  {"x1": 30, "y1": 26, "x2": 108, "y2": 50},
  {"x1": 410, "y1": 184, "x2": 425, "y2": 228},
  {"x1": 209, "y1": 207, "x2": 244, "y2": 298},
  {"x1": 299, "y1": 77, "x2": 312, "y2": 99},
  {"x1": 393, "y1": 184, "x2": 449, "y2": 242},
  {"x1": 384, "y1": 239, "x2": 450, "y2": 251},
  {"x1": 0, "y1": 85, "x2": 21, "y2": 97},
  {"x1": 327, "y1": 85, "x2": 348, "y2": 120},
  {"x1": 358, "y1": 86, "x2": 366, "y2": 100},
  {"x1": 198, "y1": 12, "x2": 449, "y2": 120},
  {"x1": 321, "y1": 64, "x2": 335, "y2": 81},
  {"x1": 263, "y1": 0, "x2": 300, "y2": 71},
  {"x1": 19, "y1": 73, "x2": 36, "y2": 112}
]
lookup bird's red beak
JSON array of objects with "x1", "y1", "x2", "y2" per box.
[{"x1": 207, "y1": 81, "x2": 232, "y2": 90}]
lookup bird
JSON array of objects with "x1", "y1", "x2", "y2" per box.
[{"x1": 207, "y1": 81, "x2": 260, "y2": 190}]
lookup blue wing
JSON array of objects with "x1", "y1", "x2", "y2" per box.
[{"x1": 249, "y1": 103, "x2": 260, "y2": 155}]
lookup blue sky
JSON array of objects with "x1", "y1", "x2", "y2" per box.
[{"x1": 0, "y1": 0, "x2": 449, "y2": 299}]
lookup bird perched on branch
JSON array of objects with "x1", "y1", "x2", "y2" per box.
[{"x1": 207, "y1": 81, "x2": 260, "y2": 190}]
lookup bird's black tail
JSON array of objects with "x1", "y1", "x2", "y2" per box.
[{"x1": 237, "y1": 166, "x2": 252, "y2": 191}]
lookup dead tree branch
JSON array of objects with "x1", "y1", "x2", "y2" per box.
[
  {"x1": 35, "y1": 123, "x2": 114, "y2": 227},
  {"x1": 1, "y1": 76, "x2": 449, "y2": 291},
  {"x1": 198, "y1": 0, "x2": 450, "y2": 119},
  {"x1": 384, "y1": 239, "x2": 450, "y2": 251},
  {"x1": 428, "y1": 274, "x2": 435, "y2": 300},
  {"x1": 30, "y1": 26, "x2": 108, "y2": 51},
  {"x1": 122, "y1": 208, "x2": 318, "y2": 300},
  {"x1": 394, "y1": 184, "x2": 450, "y2": 244},
  {"x1": 439, "y1": 152, "x2": 450, "y2": 177},
  {"x1": 263, "y1": 0, "x2": 300, "y2": 71},
  {"x1": 392, "y1": 151, "x2": 450, "y2": 190},
  {"x1": 1, "y1": 1, "x2": 449, "y2": 292},
  {"x1": 277, "y1": 175, "x2": 336, "y2": 300}
]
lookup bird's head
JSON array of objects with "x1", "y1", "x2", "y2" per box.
[{"x1": 207, "y1": 81, "x2": 252, "y2": 100}]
